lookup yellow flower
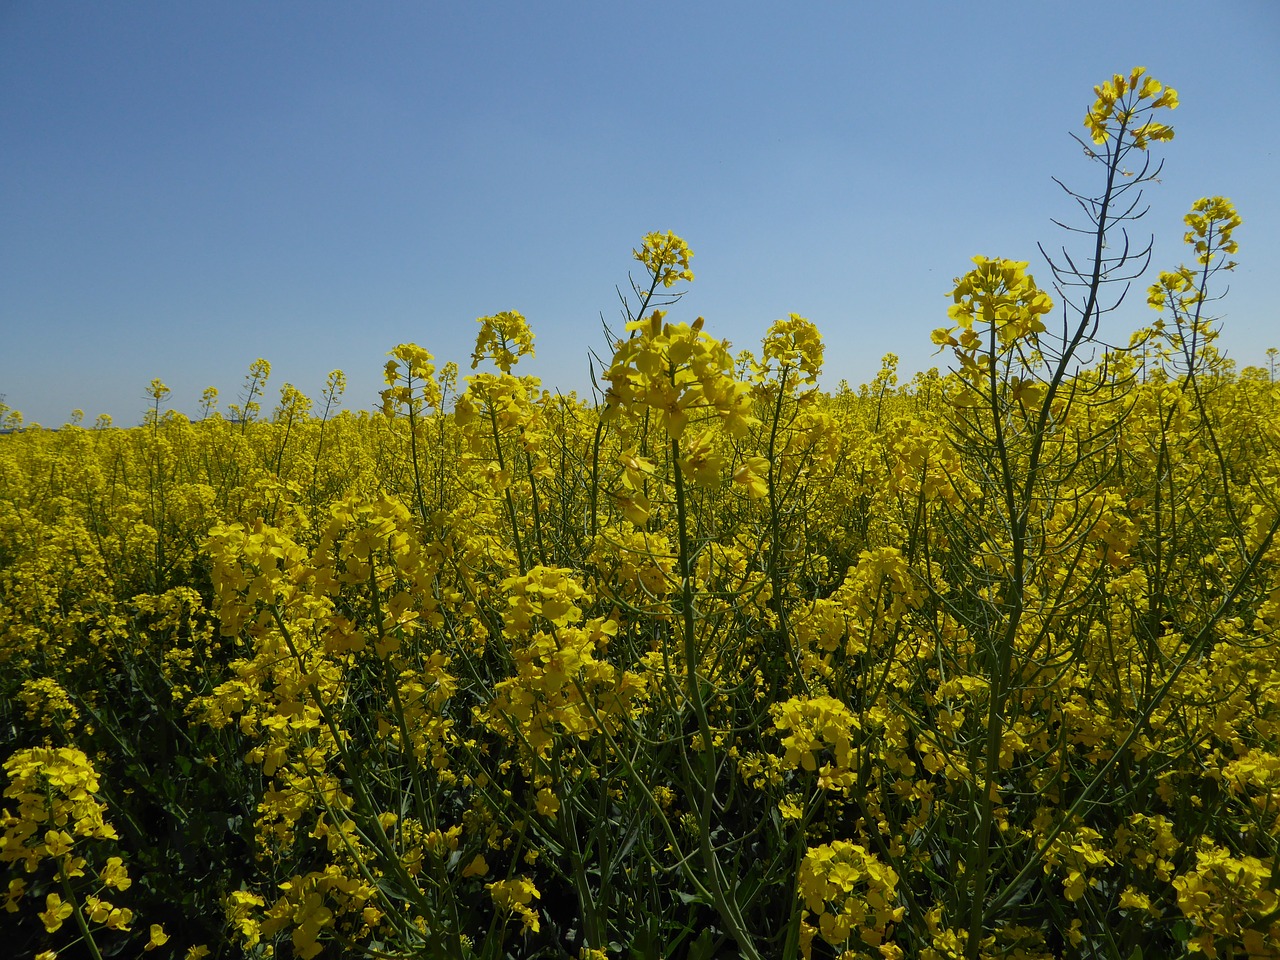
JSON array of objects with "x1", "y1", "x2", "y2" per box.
[
  {"x1": 84, "y1": 894, "x2": 111, "y2": 924},
  {"x1": 602, "y1": 305, "x2": 753, "y2": 441},
  {"x1": 619, "y1": 450, "x2": 656, "y2": 491},
  {"x1": 461, "y1": 854, "x2": 489, "y2": 878},
  {"x1": 145, "y1": 924, "x2": 170, "y2": 950},
  {"x1": 43, "y1": 829, "x2": 73, "y2": 859},
  {"x1": 1084, "y1": 66, "x2": 1176, "y2": 148},
  {"x1": 797, "y1": 841, "x2": 903, "y2": 949},
  {"x1": 1182, "y1": 196, "x2": 1241, "y2": 264},
  {"x1": 614, "y1": 489, "x2": 652, "y2": 527},
  {"x1": 679, "y1": 428, "x2": 724, "y2": 487},
  {"x1": 39, "y1": 892, "x2": 73, "y2": 933},
  {"x1": 101, "y1": 855, "x2": 131, "y2": 890},
  {"x1": 1066, "y1": 919, "x2": 1084, "y2": 947},
  {"x1": 760, "y1": 313, "x2": 824, "y2": 385},
  {"x1": 779, "y1": 796, "x2": 804, "y2": 820},
  {"x1": 732, "y1": 456, "x2": 770, "y2": 500},
  {"x1": 946, "y1": 256, "x2": 1052, "y2": 345},
  {"x1": 1118, "y1": 887, "x2": 1155, "y2": 914},
  {"x1": 535, "y1": 788, "x2": 560, "y2": 818},
  {"x1": 771, "y1": 695, "x2": 859, "y2": 789},
  {"x1": 4, "y1": 878, "x2": 25, "y2": 913},
  {"x1": 381, "y1": 343, "x2": 442, "y2": 414}
]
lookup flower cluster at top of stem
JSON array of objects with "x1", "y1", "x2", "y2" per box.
[
  {"x1": 602, "y1": 310, "x2": 755, "y2": 443},
  {"x1": 1085, "y1": 65, "x2": 1177, "y2": 149},
  {"x1": 472, "y1": 310, "x2": 536, "y2": 373},
  {"x1": 632, "y1": 230, "x2": 694, "y2": 287}
]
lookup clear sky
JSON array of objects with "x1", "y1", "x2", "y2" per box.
[{"x1": 2, "y1": 2, "x2": 1277, "y2": 426}]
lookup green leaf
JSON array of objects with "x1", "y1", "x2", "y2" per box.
[
  {"x1": 687, "y1": 928, "x2": 718, "y2": 960},
  {"x1": 676, "y1": 890, "x2": 712, "y2": 906}
]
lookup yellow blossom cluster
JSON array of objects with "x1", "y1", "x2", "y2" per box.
[
  {"x1": 487, "y1": 566, "x2": 641, "y2": 757},
  {"x1": 603, "y1": 311, "x2": 755, "y2": 442},
  {"x1": 1, "y1": 747, "x2": 118, "y2": 874},
  {"x1": 0, "y1": 748, "x2": 157, "y2": 951},
  {"x1": 770, "y1": 694, "x2": 859, "y2": 789},
  {"x1": 632, "y1": 230, "x2": 694, "y2": 288},
  {"x1": 1084, "y1": 65, "x2": 1177, "y2": 149},
  {"x1": 932, "y1": 256, "x2": 1054, "y2": 370},
  {"x1": 472, "y1": 310, "x2": 536, "y2": 373},
  {"x1": 796, "y1": 841, "x2": 904, "y2": 958}
]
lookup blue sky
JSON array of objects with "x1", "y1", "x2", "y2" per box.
[{"x1": 2, "y1": 2, "x2": 1277, "y2": 426}]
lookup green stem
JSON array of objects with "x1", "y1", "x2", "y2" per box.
[
  {"x1": 58, "y1": 865, "x2": 104, "y2": 960},
  {"x1": 670, "y1": 433, "x2": 763, "y2": 960}
]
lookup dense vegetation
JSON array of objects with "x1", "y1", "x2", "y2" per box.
[{"x1": 3, "y1": 68, "x2": 1278, "y2": 960}]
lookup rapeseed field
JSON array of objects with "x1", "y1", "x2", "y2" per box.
[{"x1": 3, "y1": 68, "x2": 1278, "y2": 960}]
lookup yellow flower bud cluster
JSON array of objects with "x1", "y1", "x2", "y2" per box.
[
  {"x1": 382, "y1": 342, "x2": 442, "y2": 416},
  {"x1": 1146, "y1": 266, "x2": 1202, "y2": 315},
  {"x1": 1033, "y1": 813, "x2": 1114, "y2": 903},
  {"x1": 758, "y1": 313, "x2": 825, "y2": 388},
  {"x1": 881, "y1": 416, "x2": 962, "y2": 505},
  {"x1": 942, "y1": 256, "x2": 1053, "y2": 348},
  {"x1": 471, "y1": 310, "x2": 535, "y2": 373},
  {"x1": 17, "y1": 677, "x2": 81, "y2": 734},
  {"x1": 1085, "y1": 66, "x2": 1177, "y2": 150},
  {"x1": 788, "y1": 548, "x2": 923, "y2": 684},
  {"x1": 1183, "y1": 196, "x2": 1241, "y2": 265},
  {"x1": 1147, "y1": 197, "x2": 1242, "y2": 344},
  {"x1": 931, "y1": 256, "x2": 1054, "y2": 408},
  {"x1": 1113, "y1": 812, "x2": 1180, "y2": 883},
  {"x1": 456, "y1": 371, "x2": 547, "y2": 462},
  {"x1": 632, "y1": 230, "x2": 694, "y2": 288},
  {"x1": 589, "y1": 522, "x2": 676, "y2": 605},
  {"x1": 839, "y1": 547, "x2": 925, "y2": 643},
  {"x1": 258, "y1": 867, "x2": 379, "y2": 960},
  {"x1": 224, "y1": 889, "x2": 267, "y2": 948},
  {"x1": 204, "y1": 518, "x2": 314, "y2": 636}
]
